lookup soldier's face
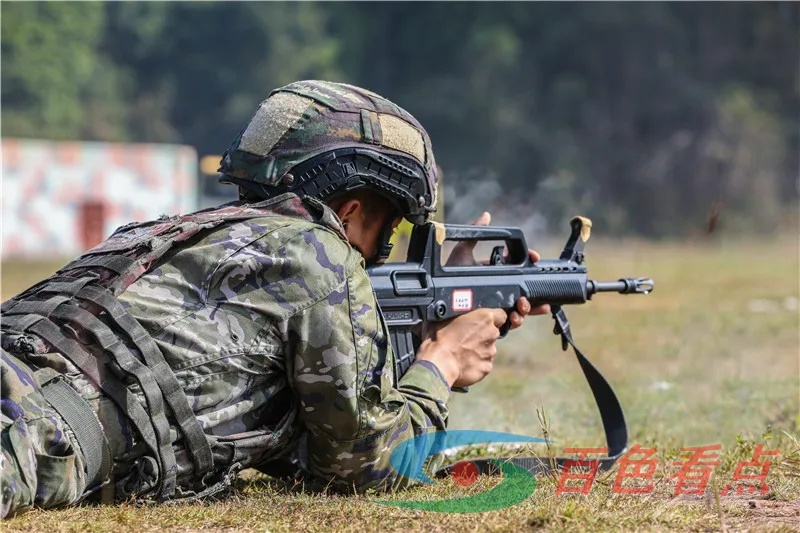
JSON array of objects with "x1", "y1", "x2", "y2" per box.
[
  {"x1": 346, "y1": 207, "x2": 402, "y2": 262},
  {"x1": 331, "y1": 191, "x2": 403, "y2": 262}
]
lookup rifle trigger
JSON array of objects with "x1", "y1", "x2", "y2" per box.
[{"x1": 489, "y1": 245, "x2": 505, "y2": 266}]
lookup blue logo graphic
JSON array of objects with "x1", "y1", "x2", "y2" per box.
[{"x1": 376, "y1": 430, "x2": 548, "y2": 513}]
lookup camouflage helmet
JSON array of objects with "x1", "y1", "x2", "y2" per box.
[{"x1": 219, "y1": 80, "x2": 439, "y2": 225}]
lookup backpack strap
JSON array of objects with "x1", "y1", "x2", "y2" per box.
[
  {"x1": 38, "y1": 374, "x2": 113, "y2": 490},
  {"x1": 76, "y1": 285, "x2": 214, "y2": 479}
]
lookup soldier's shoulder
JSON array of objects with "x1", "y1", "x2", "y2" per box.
[
  {"x1": 212, "y1": 215, "x2": 361, "y2": 297},
  {"x1": 236, "y1": 212, "x2": 352, "y2": 259},
  {"x1": 279, "y1": 222, "x2": 362, "y2": 284},
  {"x1": 153, "y1": 210, "x2": 354, "y2": 282}
]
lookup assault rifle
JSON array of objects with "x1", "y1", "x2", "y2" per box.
[{"x1": 366, "y1": 216, "x2": 654, "y2": 474}]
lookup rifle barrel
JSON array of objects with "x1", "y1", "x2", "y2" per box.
[{"x1": 587, "y1": 277, "x2": 654, "y2": 295}]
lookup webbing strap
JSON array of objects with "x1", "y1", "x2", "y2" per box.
[
  {"x1": 35, "y1": 278, "x2": 97, "y2": 297},
  {"x1": 67, "y1": 254, "x2": 137, "y2": 276},
  {"x1": 75, "y1": 285, "x2": 213, "y2": 477},
  {"x1": 435, "y1": 307, "x2": 628, "y2": 478},
  {"x1": 8, "y1": 296, "x2": 73, "y2": 317},
  {"x1": 2, "y1": 276, "x2": 95, "y2": 316},
  {"x1": 28, "y1": 319, "x2": 178, "y2": 498},
  {"x1": 40, "y1": 379, "x2": 112, "y2": 489},
  {"x1": 4, "y1": 279, "x2": 213, "y2": 489},
  {"x1": 49, "y1": 305, "x2": 177, "y2": 491},
  {"x1": 2, "y1": 313, "x2": 46, "y2": 334}
]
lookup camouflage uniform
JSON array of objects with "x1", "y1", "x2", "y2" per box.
[
  {"x1": 1, "y1": 350, "x2": 89, "y2": 515},
  {"x1": 1, "y1": 81, "x2": 448, "y2": 517},
  {"x1": 1, "y1": 194, "x2": 450, "y2": 517}
]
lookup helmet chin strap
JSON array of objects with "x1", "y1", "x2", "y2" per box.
[{"x1": 367, "y1": 219, "x2": 396, "y2": 266}]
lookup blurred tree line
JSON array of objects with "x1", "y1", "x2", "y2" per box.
[{"x1": 2, "y1": 2, "x2": 797, "y2": 237}]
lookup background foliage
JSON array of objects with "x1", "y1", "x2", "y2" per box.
[{"x1": 2, "y1": 1, "x2": 797, "y2": 236}]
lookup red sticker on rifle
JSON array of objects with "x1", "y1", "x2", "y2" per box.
[{"x1": 452, "y1": 289, "x2": 473, "y2": 312}]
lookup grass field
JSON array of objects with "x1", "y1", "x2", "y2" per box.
[{"x1": 2, "y1": 237, "x2": 799, "y2": 532}]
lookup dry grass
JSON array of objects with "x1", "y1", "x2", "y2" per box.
[{"x1": 2, "y1": 236, "x2": 799, "y2": 532}]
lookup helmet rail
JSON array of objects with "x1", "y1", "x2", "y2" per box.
[{"x1": 223, "y1": 147, "x2": 436, "y2": 226}]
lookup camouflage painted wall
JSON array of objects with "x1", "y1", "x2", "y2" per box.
[{"x1": 1, "y1": 138, "x2": 198, "y2": 258}]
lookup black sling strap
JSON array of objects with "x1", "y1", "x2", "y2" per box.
[{"x1": 435, "y1": 306, "x2": 628, "y2": 478}]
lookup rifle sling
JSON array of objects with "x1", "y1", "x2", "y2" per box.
[{"x1": 435, "y1": 306, "x2": 628, "y2": 477}]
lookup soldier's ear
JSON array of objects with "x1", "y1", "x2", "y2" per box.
[{"x1": 333, "y1": 198, "x2": 362, "y2": 233}]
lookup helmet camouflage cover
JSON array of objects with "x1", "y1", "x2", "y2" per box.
[{"x1": 219, "y1": 80, "x2": 439, "y2": 224}]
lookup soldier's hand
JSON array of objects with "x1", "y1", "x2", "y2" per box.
[
  {"x1": 444, "y1": 211, "x2": 492, "y2": 267},
  {"x1": 416, "y1": 307, "x2": 508, "y2": 388},
  {"x1": 446, "y1": 212, "x2": 550, "y2": 328}
]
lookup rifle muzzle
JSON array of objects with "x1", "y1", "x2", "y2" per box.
[{"x1": 587, "y1": 277, "x2": 654, "y2": 295}]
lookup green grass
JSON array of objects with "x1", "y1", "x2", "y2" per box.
[{"x1": 3, "y1": 237, "x2": 799, "y2": 531}]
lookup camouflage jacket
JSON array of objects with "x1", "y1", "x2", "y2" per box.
[{"x1": 52, "y1": 193, "x2": 450, "y2": 494}]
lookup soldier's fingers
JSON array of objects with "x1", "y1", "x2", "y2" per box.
[
  {"x1": 528, "y1": 249, "x2": 541, "y2": 263},
  {"x1": 508, "y1": 310, "x2": 524, "y2": 330},
  {"x1": 451, "y1": 212, "x2": 492, "y2": 256},
  {"x1": 447, "y1": 212, "x2": 491, "y2": 265},
  {"x1": 516, "y1": 297, "x2": 532, "y2": 315},
  {"x1": 530, "y1": 303, "x2": 551, "y2": 316},
  {"x1": 489, "y1": 308, "x2": 508, "y2": 328},
  {"x1": 470, "y1": 212, "x2": 492, "y2": 226},
  {"x1": 487, "y1": 344, "x2": 497, "y2": 361}
]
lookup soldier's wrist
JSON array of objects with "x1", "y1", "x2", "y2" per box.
[{"x1": 416, "y1": 340, "x2": 460, "y2": 387}]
